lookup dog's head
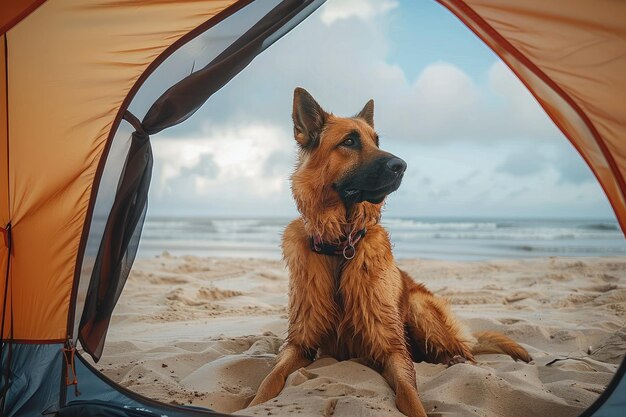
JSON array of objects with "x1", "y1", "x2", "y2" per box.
[{"x1": 291, "y1": 87, "x2": 406, "y2": 206}]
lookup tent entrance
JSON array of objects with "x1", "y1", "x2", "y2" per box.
[{"x1": 2, "y1": 0, "x2": 626, "y2": 416}]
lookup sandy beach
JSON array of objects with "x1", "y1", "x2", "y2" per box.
[{"x1": 88, "y1": 254, "x2": 626, "y2": 416}]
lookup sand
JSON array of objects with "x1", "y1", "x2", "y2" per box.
[{"x1": 87, "y1": 254, "x2": 626, "y2": 416}]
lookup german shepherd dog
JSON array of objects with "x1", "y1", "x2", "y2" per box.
[{"x1": 249, "y1": 88, "x2": 531, "y2": 417}]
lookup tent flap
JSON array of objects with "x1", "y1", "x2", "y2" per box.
[
  {"x1": 78, "y1": 125, "x2": 151, "y2": 362},
  {"x1": 437, "y1": 0, "x2": 626, "y2": 233},
  {"x1": 76, "y1": 0, "x2": 325, "y2": 361}
]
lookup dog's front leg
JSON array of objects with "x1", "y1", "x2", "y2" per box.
[
  {"x1": 248, "y1": 219, "x2": 340, "y2": 408},
  {"x1": 248, "y1": 343, "x2": 312, "y2": 407},
  {"x1": 382, "y1": 351, "x2": 428, "y2": 417},
  {"x1": 340, "y1": 224, "x2": 428, "y2": 417}
]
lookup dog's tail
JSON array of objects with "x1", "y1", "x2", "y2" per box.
[{"x1": 471, "y1": 331, "x2": 532, "y2": 363}]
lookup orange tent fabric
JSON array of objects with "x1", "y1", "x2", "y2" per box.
[
  {"x1": 0, "y1": 0, "x2": 242, "y2": 342},
  {"x1": 0, "y1": 1, "x2": 46, "y2": 34},
  {"x1": 439, "y1": 0, "x2": 626, "y2": 233}
]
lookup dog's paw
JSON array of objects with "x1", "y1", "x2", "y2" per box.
[{"x1": 447, "y1": 355, "x2": 467, "y2": 366}]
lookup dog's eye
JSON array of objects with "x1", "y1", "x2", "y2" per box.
[{"x1": 341, "y1": 138, "x2": 355, "y2": 147}]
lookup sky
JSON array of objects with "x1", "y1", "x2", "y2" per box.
[{"x1": 141, "y1": 0, "x2": 615, "y2": 219}]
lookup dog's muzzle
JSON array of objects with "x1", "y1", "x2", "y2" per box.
[{"x1": 335, "y1": 155, "x2": 407, "y2": 204}]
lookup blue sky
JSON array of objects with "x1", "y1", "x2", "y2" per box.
[
  {"x1": 387, "y1": 0, "x2": 497, "y2": 81},
  {"x1": 145, "y1": 0, "x2": 615, "y2": 219}
]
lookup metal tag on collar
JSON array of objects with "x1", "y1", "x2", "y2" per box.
[
  {"x1": 342, "y1": 244, "x2": 356, "y2": 260},
  {"x1": 343, "y1": 229, "x2": 357, "y2": 259}
]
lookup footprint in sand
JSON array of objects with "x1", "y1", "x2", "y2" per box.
[
  {"x1": 499, "y1": 318, "x2": 522, "y2": 325},
  {"x1": 166, "y1": 286, "x2": 243, "y2": 306},
  {"x1": 151, "y1": 275, "x2": 191, "y2": 285},
  {"x1": 505, "y1": 292, "x2": 538, "y2": 303},
  {"x1": 601, "y1": 273, "x2": 620, "y2": 282},
  {"x1": 581, "y1": 283, "x2": 618, "y2": 293}
]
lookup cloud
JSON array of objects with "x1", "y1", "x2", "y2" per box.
[
  {"x1": 495, "y1": 150, "x2": 547, "y2": 177},
  {"x1": 377, "y1": 62, "x2": 481, "y2": 142},
  {"x1": 379, "y1": 60, "x2": 566, "y2": 143},
  {"x1": 178, "y1": 153, "x2": 219, "y2": 179},
  {"x1": 320, "y1": 0, "x2": 399, "y2": 25},
  {"x1": 553, "y1": 151, "x2": 595, "y2": 184},
  {"x1": 139, "y1": 1, "x2": 611, "y2": 219},
  {"x1": 149, "y1": 124, "x2": 298, "y2": 215},
  {"x1": 492, "y1": 143, "x2": 596, "y2": 187},
  {"x1": 160, "y1": 8, "x2": 563, "y2": 148},
  {"x1": 454, "y1": 169, "x2": 480, "y2": 186},
  {"x1": 505, "y1": 186, "x2": 531, "y2": 199},
  {"x1": 263, "y1": 150, "x2": 294, "y2": 178},
  {"x1": 486, "y1": 62, "x2": 560, "y2": 139}
]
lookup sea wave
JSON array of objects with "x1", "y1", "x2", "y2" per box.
[
  {"x1": 382, "y1": 219, "x2": 498, "y2": 231},
  {"x1": 578, "y1": 223, "x2": 619, "y2": 231},
  {"x1": 136, "y1": 217, "x2": 625, "y2": 260},
  {"x1": 507, "y1": 244, "x2": 624, "y2": 254},
  {"x1": 388, "y1": 230, "x2": 621, "y2": 241}
]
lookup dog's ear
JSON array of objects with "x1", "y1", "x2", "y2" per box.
[
  {"x1": 356, "y1": 99, "x2": 374, "y2": 128},
  {"x1": 293, "y1": 87, "x2": 327, "y2": 148}
]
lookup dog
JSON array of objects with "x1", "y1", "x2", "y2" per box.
[{"x1": 248, "y1": 88, "x2": 531, "y2": 417}]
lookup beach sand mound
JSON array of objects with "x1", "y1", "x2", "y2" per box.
[{"x1": 90, "y1": 256, "x2": 626, "y2": 416}]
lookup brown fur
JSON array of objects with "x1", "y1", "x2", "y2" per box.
[{"x1": 248, "y1": 88, "x2": 531, "y2": 417}]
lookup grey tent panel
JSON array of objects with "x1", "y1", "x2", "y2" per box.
[
  {"x1": 62, "y1": 352, "x2": 229, "y2": 416},
  {"x1": 1, "y1": 343, "x2": 62, "y2": 417}
]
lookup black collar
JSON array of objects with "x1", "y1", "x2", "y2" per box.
[{"x1": 310, "y1": 227, "x2": 367, "y2": 260}]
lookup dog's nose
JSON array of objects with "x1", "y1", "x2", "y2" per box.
[{"x1": 386, "y1": 157, "x2": 407, "y2": 175}]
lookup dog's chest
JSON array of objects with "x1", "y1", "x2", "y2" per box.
[{"x1": 321, "y1": 267, "x2": 377, "y2": 360}]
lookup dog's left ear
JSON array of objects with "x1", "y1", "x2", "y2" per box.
[
  {"x1": 356, "y1": 99, "x2": 374, "y2": 127},
  {"x1": 293, "y1": 87, "x2": 327, "y2": 148}
]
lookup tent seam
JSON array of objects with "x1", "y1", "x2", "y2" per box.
[
  {"x1": 3, "y1": 34, "x2": 8, "y2": 224},
  {"x1": 0, "y1": 0, "x2": 48, "y2": 36}
]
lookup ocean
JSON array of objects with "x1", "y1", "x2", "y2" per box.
[{"x1": 136, "y1": 217, "x2": 626, "y2": 260}]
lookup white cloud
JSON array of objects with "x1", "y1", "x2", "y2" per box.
[
  {"x1": 375, "y1": 60, "x2": 566, "y2": 143},
  {"x1": 320, "y1": 0, "x2": 399, "y2": 25},
  {"x1": 495, "y1": 149, "x2": 548, "y2": 177},
  {"x1": 384, "y1": 141, "x2": 610, "y2": 218},
  {"x1": 378, "y1": 62, "x2": 481, "y2": 141},
  {"x1": 173, "y1": 9, "x2": 563, "y2": 146},
  {"x1": 414, "y1": 63, "x2": 478, "y2": 108},
  {"x1": 145, "y1": 2, "x2": 611, "y2": 218},
  {"x1": 150, "y1": 124, "x2": 297, "y2": 215},
  {"x1": 487, "y1": 61, "x2": 559, "y2": 138},
  {"x1": 149, "y1": 121, "x2": 609, "y2": 218}
]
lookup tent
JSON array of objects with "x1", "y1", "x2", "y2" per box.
[{"x1": 1, "y1": 0, "x2": 625, "y2": 416}]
